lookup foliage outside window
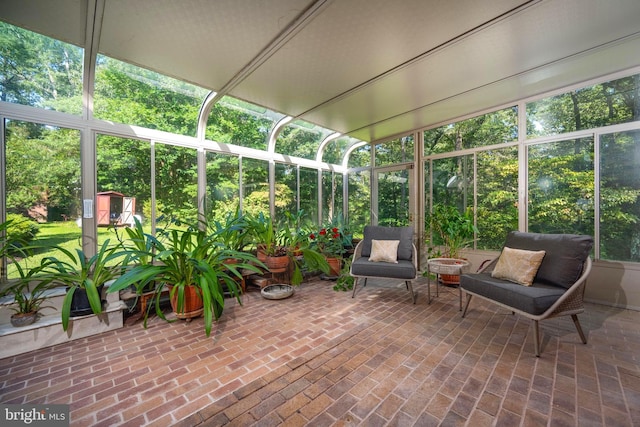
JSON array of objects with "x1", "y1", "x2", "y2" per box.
[
  {"x1": 599, "y1": 131, "x2": 640, "y2": 262},
  {"x1": 206, "y1": 152, "x2": 240, "y2": 222},
  {"x1": 299, "y1": 167, "x2": 319, "y2": 224},
  {"x1": 274, "y1": 162, "x2": 297, "y2": 220},
  {"x1": 375, "y1": 135, "x2": 414, "y2": 167},
  {"x1": 241, "y1": 158, "x2": 270, "y2": 217},
  {"x1": 322, "y1": 136, "x2": 353, "y2": 165},
  {"x1": 347, "y1": 144, "x2": 371, "y2": 168},
  {"x1": 348, "y1": 170, "x2": 370, "y2": 235},
  {"x1": 322, "y1": 171, "x2": 343, "y2": 224},
  {"x1": 4, "y1": 120, "x2": 81, "y2": 278},
  {"x1": 424, "y1": 106, "x2": 517, "y2": 155},
  {"x1": 96, "y1": 135, "x2": 150, "y2": 245},
  {"x1": 0, "y1": 22, "x2": 83, "y2": 114},
  {"x1": 527, "y1": 138, "x2": 594, "y2": 236},
  {"x1": 377, "y1": 169, "x2": 410, "y2": 227},
  {"x1": 155, "y1": 143, "x2": 198, "y2": 223},
  {"x1": 476, "y1": 147, "x2": 518, "y2": 249},
  {"x1": 94, "y1": 55, "x2": 207, "y2": 136},
  {"x1": 527, "y1": 75, "x2": 640, "y2": 138},
  {"x1": 206, "y1": 96, "x2": 281, "y2": 150},
  {"x1": 276, "y1": 120, "x2": 334, "y2": 161}
]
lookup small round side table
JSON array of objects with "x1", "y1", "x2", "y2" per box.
[{"x1": 426, "y1": 258, "x2": 470, "y2": 310}]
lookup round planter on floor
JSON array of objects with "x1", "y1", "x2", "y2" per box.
[
  {"x1": 10, "y1": 312, "x2": 38, "y2": 327},
  {"x1": 261, "y1": 284, "x2": 294, "y2": 300}
]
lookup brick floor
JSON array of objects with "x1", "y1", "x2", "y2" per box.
[{"x1": 1, "y1": 277, "x2": 639, "y2": 426}]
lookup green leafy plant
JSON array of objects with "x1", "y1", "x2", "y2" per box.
[
  {"x1": 0, "y1": 260, "x2": 55, "y2": 318},
  {"x1": 108, "y1": 220, "x2": 263, "y2": 336},
  {"x1": 333, "y1": 257, "x2": 354, "y2": 292},
  {"x1": 39, "y1": 240, "x2": 125, "y2": 331},
  {"x1": 428, "y1": 203, "x2": 478, "y2": 259}
]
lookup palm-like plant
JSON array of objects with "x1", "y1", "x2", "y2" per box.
[
  {"x1": 39, "y1": 240, "x2": 125, "y2": 331},
  {"x1": 108, "y1": 220, "x2": 263, "y2": 336}
]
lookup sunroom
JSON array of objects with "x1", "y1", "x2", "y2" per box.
[{"x1": 1, "y1": 1, "x2": 640, "y2": 425}]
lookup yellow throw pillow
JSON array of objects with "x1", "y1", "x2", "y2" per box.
[
  {"x1": 368, "y1": 239, "x2": 400, "y2": 263},
  {"x1": 491, "y1": 246, "x2": 546, "y2": 286}
]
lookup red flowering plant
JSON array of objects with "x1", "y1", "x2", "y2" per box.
[{"x1": 309, "y1": 226, "x2": 346, "y2": 259}]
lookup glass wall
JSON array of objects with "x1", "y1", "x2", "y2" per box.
[
  {"x1": 348, "y1": 171, "x2": 370, "y2": 236},
  {"x1": 476, "y1": 147, "x2": 518, "y2": 249},
  {"x1": 241, "y1": 158, "x2": 269, "y2": 217},
  {"x1": 527, "y1": 75, "x2": 640, "y2": 138},
  {"x1": 0, "y1": 22, "x2": 83, "y2": 114},
  {"x1": 276, "y1": 120, "x2": 334, "y2": 160},
  {"x1": 94, "y1": 55, "x2": 208, "y2": 136},
  {"x1": 527, "y1": 138, "x2": 594, "y2": 236},
  {"x1": 96, "y1": 135, "x2": 150, "y2": 245},
  {"x1": 206, "y1": 152, "x2": 240, "y2": 221},
  {"x1": 375, "y1": 135, "x2": 414, "y2": 166},
  {"x1": 274, "y1": 162, "x2": 297, "y2": 219},
  {"x1": 155, "y1": 143, "x2": 198, "y2": 223},
  {"x1": 206, "y1": 96, "x2": 283, "y2": 150},
  {"x1": 599, "y1": 131, "x2": 640, "y2": 262},
  {"x1": 3, "y1": 119, "x2": 81, "y2": 278}
]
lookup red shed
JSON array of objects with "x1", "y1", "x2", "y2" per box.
[{"x1": 96, "y1": 191, "x2": 136, "y2": 226}]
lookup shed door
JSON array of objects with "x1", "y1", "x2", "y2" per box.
[{"x1": 122, "y1": 197, "x2": 135, "y2": 226}]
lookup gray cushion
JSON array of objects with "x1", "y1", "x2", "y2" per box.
[
  {"x1": 503, "y1": 231, "x2": 593, "y2": 289},
  {"x1": 361, "y1": 225, "x2": 413, "y2": 261},
  {"x1": 351, "y1": 257, "x2": 416, "y2": 279},
  {"x1": 461, "y1": 273, "x2": 565, "y2": 315}
]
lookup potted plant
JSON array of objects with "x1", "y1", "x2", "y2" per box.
[
  {"x1": 108, "y1": 220, "x2": 263, "y2": 336},
  {"x1": 38, "y1": 240, "x2": 125, "y2": 331},
  {"x1": 427, "y1": 203, "x2": 478, "y2": 284},
  {"x1": 0, "y1": 261, "x2": 56, "y2": 327},
  {"x1": 309, "y1": 225, "x2": 347, "y2": 277}
]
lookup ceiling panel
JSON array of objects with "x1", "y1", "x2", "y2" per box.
[
  {"x1": 99, "y1": 0, "x2": 314, "y2": 88},
  {"x1": 298, "y1": 0, "x2": 640, "y2": 139},
  {"x1": 232, "y1": 0, "x2": 528, "y2": 116}
]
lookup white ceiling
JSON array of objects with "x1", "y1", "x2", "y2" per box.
[{"x1": 2, "y1": 0, "x2": 640, "y2": 142}]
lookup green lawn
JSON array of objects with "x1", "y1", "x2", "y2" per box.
[{"x1": 6, "y1": 221, "x2": 144, "y2": 279}]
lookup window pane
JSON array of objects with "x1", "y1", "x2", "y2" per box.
[
  {"x1": 206, "y1": 96, "x2": 284, "y2": 150},
  {"x1": 155, "y1": 143, "x2": 198, "y2": 223},
  {"x1": 299, "y1": 167, "x2": 318, "y2": 223},
  {"x1": 276, "y1": 120, "x2": 334, "y2": 160},
  {"x1": 477, "y1": 147, "x2": 518, "y2": 249},
  {"x1": 528, "y1": 138, "x2": 594, "y2": 235},
  {"x1": 96, "y1": 135, "x2": 150, "y2": 245},
  {"x1": 0, "y1": 22, "x2": 83, "y2": 114},
  {"x1": 424, "y1": 106, "x2": 517, "y2": 155},
  {"x1": 242, "y1": 158, "x2": 269, "y2": 217},
  {"x1": 600, "y1": 131, "x2": 640, "y2": 262},
  {"x1": 377, "y1": 169, "x2": 410, "y2": 226},
  {"x1": 348, "y1": 171, "x2": 370, "y2": 236},
  {"x1": 431, "y1": 155, "x2": 474, "y2": 211},
  {"x1": 347, "y1": 144, "x2": 371, "y2": 168},
  {"x1": 94, "y1": 56, "x2": 208, "y2": 136},
  {"x1": 527, "y1": 74, "x2": 640, "y2": 138},
  {"x1": 4, "y1": 120, "x2": 81, "y2": 279},
  {"x1": 206, "y1": 152, "x2": 240, "y2": 221},
  {"x1": 274, "y1": 162, "x2": 296, "y2": 219},
  {"x1": 322, "y1": 171, "x2": 343, "y2": 224},
  {"x1": 322, "y1": 136, "x2": 354, "y2": 165},
  {"x1": 376, "y1": 135, "x2": 414, "y2": 166}
]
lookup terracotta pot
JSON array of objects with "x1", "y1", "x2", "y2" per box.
[
  {"x1": 326, "y1": 257, "x2": 341, "y2": 277},
  {"x1": 266, "y1": 255, "x2": 289, "y2": 273},
  {"x1": 168, "y1": 284, "x2": 204, "y2": 320},
  {"x1": 256, "y1": 244, "x2": 267, "y2": 263}
]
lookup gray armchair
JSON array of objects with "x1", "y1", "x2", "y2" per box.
[{"x1": 350, "y1": 225, "x2": 418, "y2": 303}]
